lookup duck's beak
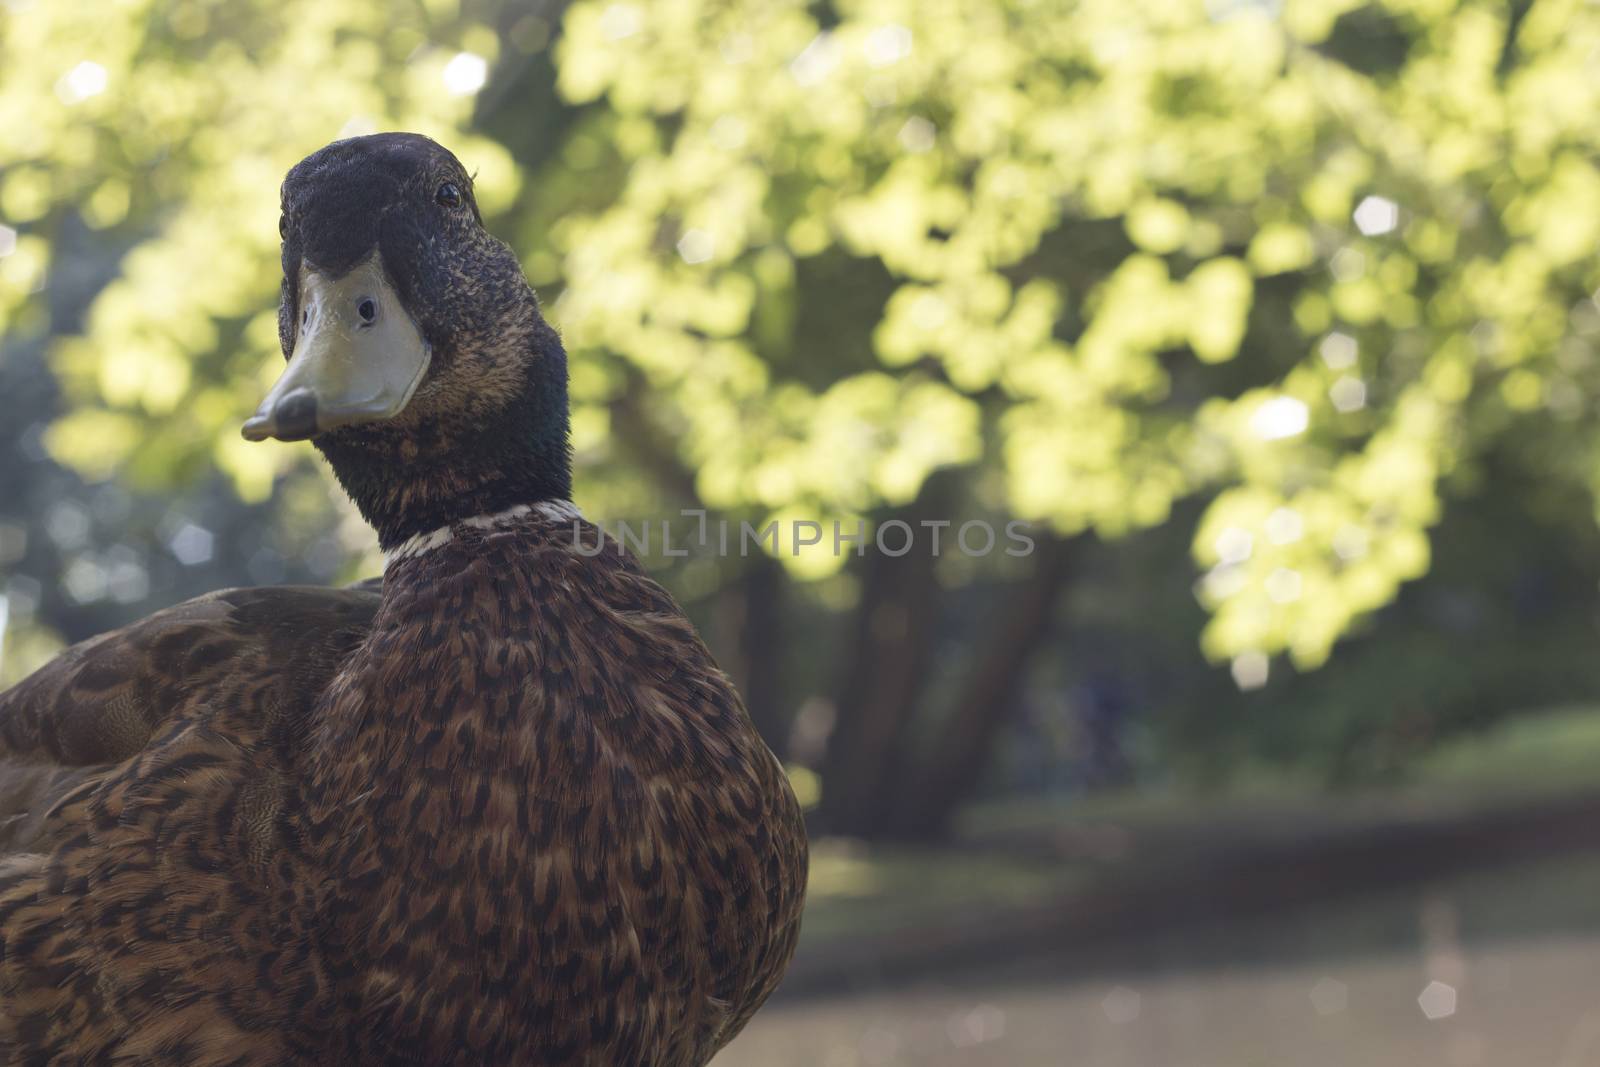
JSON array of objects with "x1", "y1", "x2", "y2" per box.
[{"x1": 242, "y1": 252, "x2": 431, "y2": 442}]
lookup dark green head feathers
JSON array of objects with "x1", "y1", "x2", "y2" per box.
[{"x1": 256, "y1": 133, "x2": 571, "y2": 550}]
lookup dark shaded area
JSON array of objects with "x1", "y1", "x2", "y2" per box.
[{"x1": 783, "y1": 789, "x2": 1600, "y2": 997}]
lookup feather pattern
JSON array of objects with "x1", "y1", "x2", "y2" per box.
[{"x1": 0, "y1": 512, "x2": 806, "y2": 1064}]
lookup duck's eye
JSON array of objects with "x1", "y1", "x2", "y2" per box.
[
  {"x1": 278, "y1": 215, "x2": 288, "y2": 239},
  {"x1": 435, "y1": 182, "x2": 462, "y2": 208}
]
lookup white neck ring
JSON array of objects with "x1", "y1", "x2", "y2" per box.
[{"x1": 382, "y1": 499, "x2": 582, "y2": 568}]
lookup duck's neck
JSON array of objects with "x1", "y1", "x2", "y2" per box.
[
  {"x1": 381, "y1": 499, "x2": 582, "y2": 566},
  {"x1": 316, "y1": 359, "x2": 572, "y2": 552},
  {"x1": 327, "y1": 440, "x2": 572, "y2": 552}
]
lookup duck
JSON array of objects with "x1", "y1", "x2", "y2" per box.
[{"x1": 0, "y1": 133, "x2": 807, "y2": 1066}]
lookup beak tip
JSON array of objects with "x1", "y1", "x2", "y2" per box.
[{"x1": 242, "y1": 389, "x2": 322, "y2": 443}]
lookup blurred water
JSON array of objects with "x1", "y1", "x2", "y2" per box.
[
  {"x1": 723, "y1": 933, "x2": 1600, "y2": 1067},
  {"x1": 719, "y1": 853, "x2": 1600, "y2": 1067}
]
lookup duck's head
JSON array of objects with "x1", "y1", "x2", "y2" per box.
[{"x1": 245, "y1": 132, "x2": 570, "y2": 550}]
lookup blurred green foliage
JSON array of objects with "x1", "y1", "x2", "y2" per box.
[{"x1": 5, "y1": 0, "x2": 1600, "y2": 683}]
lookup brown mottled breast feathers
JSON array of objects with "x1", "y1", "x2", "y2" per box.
[{"x1": 0, "y1": 513, "x2": 806, "y2": 1066}]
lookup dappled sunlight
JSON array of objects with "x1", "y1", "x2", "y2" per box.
[{"x1": 3, "y1": 0, "x2": 1599, "y2": 673}]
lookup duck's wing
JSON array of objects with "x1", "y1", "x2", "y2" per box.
[{"x1": 0, "y1": 585, "x2": 380, "y2": 856}]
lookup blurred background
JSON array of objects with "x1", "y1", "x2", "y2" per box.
[{"x1": 6, "y1": 0, "x2": 1600, "y2": 1062}]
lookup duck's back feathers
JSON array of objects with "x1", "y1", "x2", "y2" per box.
[
  {"x1": 0, "y1": 585, "x2": 379, "y2": 846},
  {"x1": 0, "y1": 585, "x2": 382, "y2": 1062}
]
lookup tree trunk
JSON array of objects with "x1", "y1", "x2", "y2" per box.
[
  {"x1": 890, "y1": 533, "x2": 1075, "y2": 840},
  {"x1": 721, "y1": 554, "x2": 789, "y2": 755},
  {"x1": 817, "y1": 490, "x2": 949, "y2": 837}
]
